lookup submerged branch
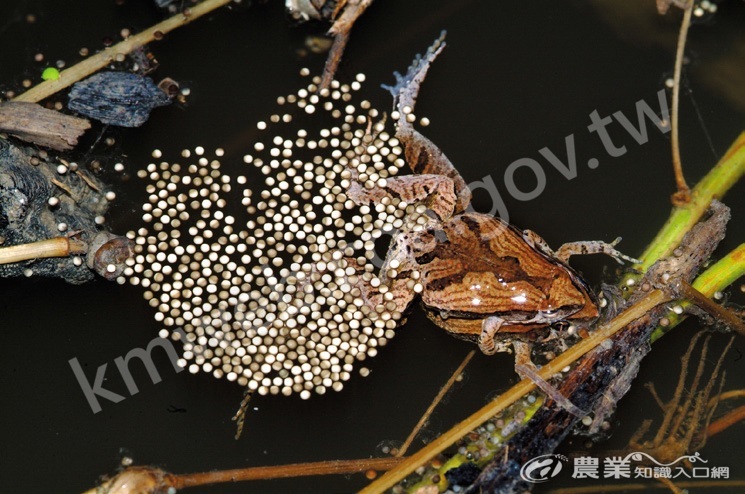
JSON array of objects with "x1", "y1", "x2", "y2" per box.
[{"x1": 651, "y1": 243, "x2": 745, "y2": 341}]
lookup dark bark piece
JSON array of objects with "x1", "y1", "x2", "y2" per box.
[
  {"x1": 0, "y1": 101, "x2": 90, "y2": 151},
  {"x1": 68, "y1": 71, "x2": 172, "y2": 127}
]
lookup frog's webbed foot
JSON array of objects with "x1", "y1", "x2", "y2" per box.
[
  {"x1": 382, "y1": 32, "x2": 471, "y2": 214},
  {"x1": 523, "y1": 230, "x2": 640, "y2": 265},
  {"x1": 479, "y1": 316, "x2": 507, "y2": 355},
  {"x1": 512, "y1": 341, "x2": 587, "y2": 418}
]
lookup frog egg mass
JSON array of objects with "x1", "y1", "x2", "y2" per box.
[{"x1": 123, "y1": 71, "x2": 417, "y2": 399}]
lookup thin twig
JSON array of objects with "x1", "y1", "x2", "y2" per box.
[
  {"x1": 12, "y1": 0, "x2": 233, "y2": 103},
  {"x1": 50, "y1": 178, "x2": 74, "y2": 197},
  {"x1": 75, "y1": 170, "x2": 102, "y2": 193},
  {"x1": 678, "y1": 280, "x2": 745, "y2": 336},
  {"x1": 707, "y1": 404, "x2": 745, "y2": 438},
  {"x1": 171, "y1": 457, "x2": 404, "y2": 488},
  {"x1": 82, "y1": 457, "x2": 406, "y2": 493},
  {"x1": 397, "y1": 350, "x2": 475, "y2": 457},
  {"x1": 670, "y1": 0, "x2": 693, "y2": 205}
]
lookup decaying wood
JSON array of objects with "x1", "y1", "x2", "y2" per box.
[
  {"x1": 0, "y1": 102, "x2": 90, "y2": 151},
  {"x1": 467, "y1": 201, "x2": 730, "y2": 492}
]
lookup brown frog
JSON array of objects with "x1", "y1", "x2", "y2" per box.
[{"x1": 342, "y1": 33, "x2": 637, "y2": 372}]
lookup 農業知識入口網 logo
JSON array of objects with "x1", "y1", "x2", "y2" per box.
[
  {"x1": 519, "y1": 454, "x2": 569, "y2": 483},
  {"x1": 520, "y1": 452, "x2": 729, "y2": 484}
]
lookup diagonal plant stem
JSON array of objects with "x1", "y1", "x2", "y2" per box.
[
  {"x1": 11, "y1": 0, "x2": 233, "y2": 104},
  {"x1": 397, "y1": 350, "x2": 475, "y2": 457},
  {"x1": 82, "y1": 457, "x2": 406, "y2": 493}
]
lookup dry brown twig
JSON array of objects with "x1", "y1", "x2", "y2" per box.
[
  {"x1": 320, "y1": 0, "x2": 374, "y2": 90},
  {"x1": 397, "y1": 350, "x2": 475, "y2": 457},
  {"x1": 0, "y1": 237, "x2": 87, "y2": 265},
  {"x1": 658, "y1": 0, "x2": 694, "y2": 205}
]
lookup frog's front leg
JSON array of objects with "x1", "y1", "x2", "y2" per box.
[{"x1": 522, "y1": 230, "x2": 639, "y2": 265}]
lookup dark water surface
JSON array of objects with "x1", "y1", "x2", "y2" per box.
[{"x1": 1, "y1": 1, "x2": 743, "y2": 493}]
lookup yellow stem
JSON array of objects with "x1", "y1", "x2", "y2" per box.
[
  {"x1": 0, "y1": 237, "x2": 87, "y2": 264},
  {"x1": 12, "y1": 0, "x2": 233, "y2": 103}
]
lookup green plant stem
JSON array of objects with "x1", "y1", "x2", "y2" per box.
[{"x1": 627, "y1": 131, "x2": 745, "y2": 278}]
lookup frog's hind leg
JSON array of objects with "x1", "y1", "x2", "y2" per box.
[
  {"x1": 383, "y1": 32, "x2": 472, "y2": 213},
  {"x1": 522, "y1": 230, "x2": 640, "y2": 265},
  {"x1": 340, "y1": 252, "x2": 417, "y2": 320},
  {"x1": 512, "y1": 341, "x2": 587, "y2": 418},
  {"x1": 481, "y1": 316, "x2": 587, "y2": 417}
]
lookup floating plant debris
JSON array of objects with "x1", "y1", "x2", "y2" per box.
[
  {"x1": 0, "y1": 101, "x2": 90, "y2": 151},
  {"x1": 125, "y1": 70, "x2": 419, "y2": 398},
  {"x1": 68, "y1": 71, "x2": 172, "y2": 127}
]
